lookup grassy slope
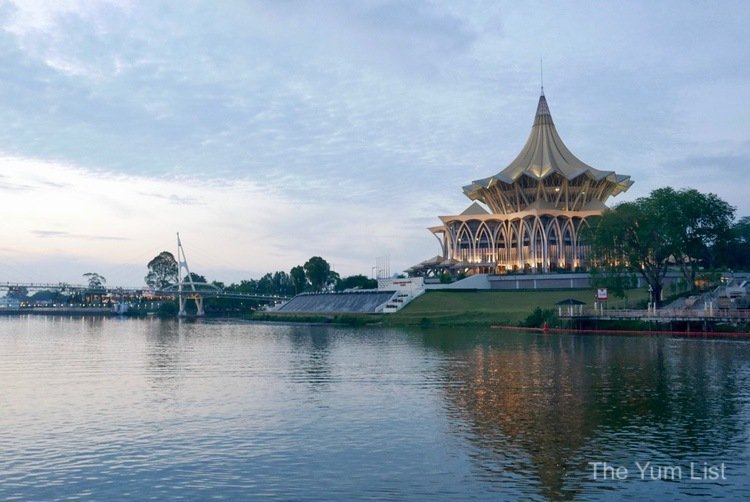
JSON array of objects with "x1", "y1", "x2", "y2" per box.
[{"x1": 386, "y1": 288, "x2": 649, "y2": 326}]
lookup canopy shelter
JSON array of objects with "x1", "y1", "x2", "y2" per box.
[{"x1": 555, "y1": 298, "x2": 586, "y2": 306}]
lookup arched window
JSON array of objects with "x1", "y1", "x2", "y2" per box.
[
  {"x1": 520, "y1": 220, "x2": 534, "y2": 271},
  {"x1": 562, "y1": 220, "x2": 575, "y2": 270},
  {"x1": 476, "y1": 224, "x2": 492, "y2": 264},
  {"x1": 495, "y1": 225, "x2": 508, "y2": 267},
  {"x1": 508, "y1": 223, "x2": 520, "y2": 269},
  {"x1": 532, "y1": 220, "x2": 545, "y2": 271},
  {"x1": 576, "y1": 218, "x2": 593, "y2": 267},
  {"x1": 546, "y1": 219, "x2": 562, "y2": 271},
  {"x1": 456, "y1": 224, "x2": 473, "y2": 262}
]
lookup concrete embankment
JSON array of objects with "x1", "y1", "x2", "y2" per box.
[{"x1": 276, "y1": 291, "x2": 396, "y2": 314}]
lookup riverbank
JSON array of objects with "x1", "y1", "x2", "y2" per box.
[
  {"x1": 383, "y1": 289, "x2": 648, "y2": 327},
  {"x1": 250, "y1": 312, "x2": 379, "y2": 326},
  {"x1": 12, "y1": 289, "x2": 742, "y2": 334},
  {"x1": 0, "y1": 307, "x2": 114, "y2": 316},
  {"x1": 494, "y1": 324, "x2": 750, "y2": 337},
  {"x1": 251, "y1": 289, "x2": 649, "y2": 328}
]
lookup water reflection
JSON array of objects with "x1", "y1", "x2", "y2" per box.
[
  {"x1": 144, "y1": 319, "x2": 183, "y2": 397},
  {"x1": 422, "y1": 330, "x2": 750, "y2": 500},
  {"x1": 289, "y1": 326, "x2": 333, "y2": 392},
  {"x1": 2, "y1": 318, "x2": 749, "y2": 500}
]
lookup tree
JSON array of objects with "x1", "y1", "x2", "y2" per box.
[
  {"x1": 662, "y1": 188, "x2": 734, "y2": 289},
  {"x1": 145, "y1": 251, "x2": 178, "y2": 289},
  {"x1": 303, "y1": 256, "x2": 331, "y2": 292},
  {"x1": 335, "y1": 274, "x2": 378, "y2": 291},
  {"x1": 590, "y1": 188, "x2": 735, "y2": 305},
  {"x1": 590, "y1": 198, "x2": 671, "y2": 305},
  {"x1": 256, "y1": 273, "x2": 275, "y2": 295},
  {"x1": 183, "y1": 272, "x2": 207, "y2": 284},
  {"x1": 225, "y1": 279, "x2": 258, "y2": 294},
  {"x1": 83, "y1": 272, "x2": 106, "y2": 290},
  {"x1": 589, "y1": 262, "x2": 637, "y2": 300},
  {"x1": 326, "y1": 271, "x2": 340, "y2": 291},
  {"x1": 290, "y1": 265, "x2": 308, "y2": 294},
  {"x1": 715, "y1": 216, "x2": 750, "y2": 269},
  {"x1": 272, "y1": 271, "x2": 293, "y2": 296},
  {"x1": 30, "y1": 290, "x2": 68, "y2": 304}
]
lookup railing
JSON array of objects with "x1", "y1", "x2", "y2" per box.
[
  {"x1": 382, "y1": 288, "x2": 426, "y2": 314},
  {"x1": 559, "y1": 308, "x2": 750, "y2": 321},
  {"x1": 0, "y1": 282, "x2": 289, "y2": 303}
]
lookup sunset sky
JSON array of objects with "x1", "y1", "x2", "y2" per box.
[{"x1": 1, "y1": 1, "x2": 749, "y2": 286}]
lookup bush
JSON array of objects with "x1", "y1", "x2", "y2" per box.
[
  {"x1": 157, "y1": 301, "x2": 179, "y2": 317},
  {"x1": 522, "y1": 307, "x2": 558, "y2": 328},
  {"x1": 419, "y1": 317, "x2": 433, "y2": 328}
]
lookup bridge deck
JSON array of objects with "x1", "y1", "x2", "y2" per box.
[{"x1": 1, "y1": 282, "x2": 288, "y2": 302}]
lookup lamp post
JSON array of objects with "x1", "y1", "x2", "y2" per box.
[{"x1": 648, "y1": 284, "x2": 654, "y2": 314}]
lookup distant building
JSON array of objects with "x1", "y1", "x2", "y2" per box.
[
  {"x1": 0, "y1": 297, "x2": 21, "y2": 309},
  {"x1": 410, "y1": 91, "x2": 633, "y2": 277}
]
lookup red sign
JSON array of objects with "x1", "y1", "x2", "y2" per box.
[{"x1": 596, "y1": 288, "x2": 608, "y2": 300}]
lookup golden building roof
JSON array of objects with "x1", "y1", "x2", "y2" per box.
[{"x1": 462, "y1": 93, "x2": 633, "y2": 213}]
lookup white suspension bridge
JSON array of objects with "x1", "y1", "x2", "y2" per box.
[{"x1": 0, "y1": 234, "x2": 290, "y2": 317}]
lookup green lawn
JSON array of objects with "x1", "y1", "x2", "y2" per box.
[{"x1": 386, "y1": 288, "x2": 648, "y2": 326}]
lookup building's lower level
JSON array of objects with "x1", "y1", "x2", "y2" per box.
[{"x1": 415, "y1": 208, "x2": 600, "y2": 277}]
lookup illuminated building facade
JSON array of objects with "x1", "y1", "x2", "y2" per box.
[{"x1": 416, "y1": 91, "x2": 633, "y2": 276}]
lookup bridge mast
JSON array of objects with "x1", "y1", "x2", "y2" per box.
[{"x1": 177, "y1": 232, "x2": 204, "y2": 317}]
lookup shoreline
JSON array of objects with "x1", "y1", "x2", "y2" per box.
[
  {"x1": 492, "y1": 325, "x2": 750, "y2": 338},
  {"x1": 3, "y1": 308, "x2": 750, "y2": 336},
  {"x1": 0, "y1": 308, "x2": 114, "y2": 316}
]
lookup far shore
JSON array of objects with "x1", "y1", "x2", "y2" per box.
[{"x1": 0, "y1": 307, "x2": 114, "y2": 316}]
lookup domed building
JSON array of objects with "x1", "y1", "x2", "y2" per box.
[{"x1": 413, "y1": 91, "x2": 633, "y2": 277}]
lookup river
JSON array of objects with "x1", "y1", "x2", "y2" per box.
[{"x1": 1, "y1": 316, "x2": 749, "y2": 500}]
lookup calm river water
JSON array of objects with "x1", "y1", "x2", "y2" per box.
[{"x1": 1, "y1": 316, "x2": 749, "y2": 500}]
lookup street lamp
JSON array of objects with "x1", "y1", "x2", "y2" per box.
[{"x1": 648, "y1": 284, "x2": 654, "y2": 313}]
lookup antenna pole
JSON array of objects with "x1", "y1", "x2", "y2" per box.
[{"x1": 540, "y1": 58, "x2": 544, "y2": 95}]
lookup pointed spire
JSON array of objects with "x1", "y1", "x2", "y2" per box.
[{"x1": 533, "y1": 93, "x2": 554, "y2": 127}]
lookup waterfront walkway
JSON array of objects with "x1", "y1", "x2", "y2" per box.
[{"x1": 559, "y1": 307, "x2": 750, "y2": 323}]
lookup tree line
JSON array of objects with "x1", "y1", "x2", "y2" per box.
[
  {"x1": 5, "y1": 253, "x2": 377, "y2": 310},
  {"x1": 143, "y1": 253, "x2": 377, "y2": 297}
]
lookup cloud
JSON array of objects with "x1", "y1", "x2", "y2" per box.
[
  {"x1": 32, "y1": 230, "x2": 129, "y2": 241},
  {"x1": 0, "y1": 0, "x2": 489, "y2": 191},
  {"x1": 0, "y1": 1, "x2": 749, "y2": 283},
  {"x1": 138, "y1": 192, "x2": 203, "y2": 206},
  {"x1": 652, "y1": 152, "x2": 750, "y2": 216},
  {"x1": 0, "y1": 155, "x2": 442, "y2": 284},
  {"x1": 30, "y1": 230, "x2": 68, "y2": 237},
  {"x1": 0, "y1": 180, "x2": 34, "y2": 191},
  {"x1": 662, "y1": 152, "x2": 750, "y2": 176}
]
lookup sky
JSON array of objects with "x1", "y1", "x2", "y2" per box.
[{"x1": 1, "y1": 0, "x2": 749, "y2": 287}]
